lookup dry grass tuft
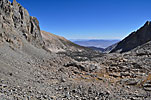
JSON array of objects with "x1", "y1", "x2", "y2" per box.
[{"x1": 137, "y1": 73, "x2": 151, "y2": 87}]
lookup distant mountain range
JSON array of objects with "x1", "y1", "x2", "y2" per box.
[{"x1": 71, "y1": 39, "x2": 120, "y2": 49}]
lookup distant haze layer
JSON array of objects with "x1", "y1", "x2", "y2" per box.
[{"x1": 71, "y1": 39, "x2": 120, "y2": 48}]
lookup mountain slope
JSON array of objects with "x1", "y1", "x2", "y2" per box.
[
  {"x1": 104, "y1": 42, "x2": 118, "y2": 53},
  {"x1": 41, "y1": 31, "x2": 87, "y2": 52},
  {"x1": 111, "y1": 21, "x2": 151, "y2": 53}
]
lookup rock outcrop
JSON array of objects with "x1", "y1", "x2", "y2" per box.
[
  {"x1": 111, "y1": 21, "x2": 151, "y2": 53},
  {"x1": 0, "y1": 0, "x2": 44, "y2": 48}
]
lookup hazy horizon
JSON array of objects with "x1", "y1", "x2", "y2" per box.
[{"x1": 70, "y1": 39, "x2": 120, "y2": 41}]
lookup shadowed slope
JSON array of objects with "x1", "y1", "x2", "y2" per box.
[{"x1": 111, "y1": 21, "x2": 151, "y2": 53}]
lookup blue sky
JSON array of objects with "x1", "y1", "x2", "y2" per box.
[{"x1": 10, "y1": 0, "x2": 151, "y2": 39}]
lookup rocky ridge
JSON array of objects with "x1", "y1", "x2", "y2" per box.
[
  {"x1": 41, "y1": 31, "x2": 88, "y2": 53},
  {"x1": 111, "y1": 21, "x2": 151, "y2": 53}
]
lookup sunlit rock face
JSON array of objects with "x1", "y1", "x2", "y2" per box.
[{"x1": 0, "y1": 0, "x2": 44, "y2": 48}]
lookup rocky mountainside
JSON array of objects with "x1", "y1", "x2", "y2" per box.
[
  {"x1": 0, "y1": 0, "x2": 44, "y2": 48},
  {"x1": 103, "y1": 42, "x2": 118, "y2": 53},
  {"x1": 111, "y1": 21, "x2": 151, "y2": 53},
  {"x1": 0, "y1": 0, "x2": 151, "y2": 100},
  {"x1": 41, "y1": 31, "x2": 88, "y2": 53}
]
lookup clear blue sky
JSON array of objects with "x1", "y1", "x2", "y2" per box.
[{"x1": 10, "y1": 0, "x2": 151, "y2": 39}]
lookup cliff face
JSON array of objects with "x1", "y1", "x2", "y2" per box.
[
  {"x1": 111, "y1": 21, "x2": 151, "y2": 53},
  {"x1": 0, "y1": 0, "x2": 43, "y2": 48}
]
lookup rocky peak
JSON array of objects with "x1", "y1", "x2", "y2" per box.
[
  {"x1": 111, "y1": 21, "x2": 151, "y2": 53},
  {"x1": 12, "y1": 0, "x2": 20, "y2": 10},
  {"x1": 12, "y1": 0, "x2": 17, "y2": 5},
  {"x1": 144, "y1": 21, "x2": 151, "y2": 26},
  {"x1": 0, "y1": 0, "x2": 44, "y2": 48}
]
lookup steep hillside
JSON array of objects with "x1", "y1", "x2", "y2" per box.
[
  {"x1": 111, "y1": 21, "x2": 151, "y2": 53},
  {"x1": 41, "y1": 31, "x2": 87, "y2": 52},
  {"x1": 104, "y1": 42, "x2": 118, "y2": 53}
]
